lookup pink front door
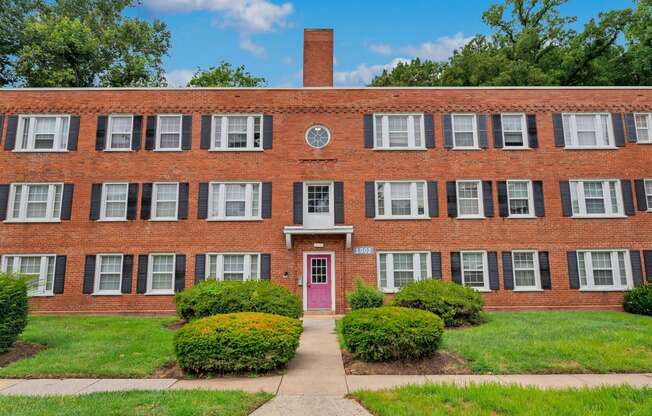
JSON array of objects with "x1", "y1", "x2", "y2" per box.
[{"x1": 307, "y1": 254, "x2": 332, "y2": 309}]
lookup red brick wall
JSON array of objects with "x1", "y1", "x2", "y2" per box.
[{"x1": 0, "y1": 87, "x2": 650, "y2": 314}]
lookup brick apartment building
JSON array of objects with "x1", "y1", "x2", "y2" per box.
[{"x1": 1, "y1": 29, "x2": 651, "y2": 314}]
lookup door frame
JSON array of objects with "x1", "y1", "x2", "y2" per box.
[{"x1": 302, "y1": 251, "x2": 336, "y2": 312}]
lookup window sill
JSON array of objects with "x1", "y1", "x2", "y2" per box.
[
  {"x1": 153, "y1": 149, "x2": 182, "y2": 152},
  {"x1": 104, "y1": 149, "x2": 133, "y2": 153},
  {"x1": 456, "y1": 216, "x2": 486, "y2": 220},
  {"x1": 374, "y1": 216, "x2": 430, "y2": 221},
  {"x1": 382, "y1": 289, "x2": 400, "y2": 294},
  {"x1": 563, "y1": 146, "x2": 618, "y2": 150},
  {"x1": 97, "y1": 218, "x2": 128, "y2": 222},
  {"x1": 92, "y1": 292, "x2": 122, "y2": 296},
  {"x1": 208, "y1": 148, "x2": 264, "y2": 152},
  {"x1": 372, "y1": 148, "x2": 427, "y2": 151},
  {"x1": 579, "y1": 288, "x2": 629, "y2": 292},
  {"x1": 474, "y1": 288, "x2": 492, "y2": 293},
  {"x1": 28, "y1": 294, "x2": 54, "y2": 298},
  {"x1": 512, "y1": 288, "x2": 544, "y2": 292},
  {"x1": 635, "y1": 142, "x2": 651, "y2": 145},
  {"x1": 206, "y1": 218, "x2": 263, "y2": 222},
  {"x1": 145, "y1": 291, "x2": 175, "y2": 296},
  {"x1": 12, "y1": 150, "x2": 69, "y2": 153},
  {"x1": 502, "y1": 147, "x2": 531, "y2": 151},
  {"x1": 451, "y1": 147, "x2": 482, "y2": 151},
  {"x1": 571, "y1": 215, "x2": 627, "y2": 219},
  {"x1": 148, "y1": 218, "x2": 179, "y2": 222},
  {"x1": 507, "y1": 215, "x2": 537, "y2": 219},
  {"x1": 4, "y1": 219, "x2": 61, "y2": 224}
]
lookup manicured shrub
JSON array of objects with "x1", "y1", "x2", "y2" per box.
[
  {"x1": 340, "y1": 306, "x2": 444, "y2": 362},
  {"x1": 175, "y1": 280, "x2": 302, "y2": 320},
  {"x1": 624, "y1": 285, "x2": 652, "y2": 316},
  {"x1": 0, "y1": 273, "x2": 29, "y2": 353},
  {"x1": 174, "y1": 312, "x2": 302, "y2": 374},
  {"x1": 393, "y1": 279, "x2": 485, "y2": 327},
  {"x1": 346, "y1": 277, "x2": 384, "y2": 310}
]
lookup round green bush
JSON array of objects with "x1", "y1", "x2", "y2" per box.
[
  {"x1": 175, "y1": 280, "x2": 302, "y2": 320},
  {"x1": 0, "y1": 273, "x2": 29, "y2": 353},
  {"x1": 624, "y1": 285, "x2": 652, "y2": 316},
  {"x1": 174, "y1": 312, "x2": 302, "y2": 374},
  {"x1": 346, "y1": 278, "x2": 384, "y2": 310},
  {"x1": 340, "y1": 306, "x2": 444, "y2": 362},
  {"x1": 393, "y1": 279, "x2": 484, "y2": 327}
]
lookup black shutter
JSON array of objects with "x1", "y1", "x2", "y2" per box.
[
  {"x1": 83, "y1": 255, "x2": 96, "y2": 294},
  {"x1": 67, "y1": 116, "x2": 80, "y2": 150},
  {"x1": 96, "y1": 116, "x2": 107, "y2": 151},
  {"x1": 263, "y1": 115, "x2": 273, "y2": 149},
  {"x1": 200, "y1": 115, "x2": 211, "y2": 149},
  {"x1": 567, "y1": 251, "x2": 580, "y2": 289},
  {"x1": 53, "y1": 256, "x2": 67, "y2": 294},
  {"x1": 261, "y1": 254, "x2": 271, "y2": 280},
  {"x1": 0, "y1": 184, "x2": 9, "y2": 220},
  {"x1": 61, "y1": 184, "x2": 74, "y2": 220},
  {"x1": 197, "y1": 183, "x2": 209, "y2": 219},
  {"x1": 635, "y1": 179, "x2": 648, "y2": 211},
  {"x1": 621, "y1": 180, "x2": 635, "y2": 216},
  {"x1": 427, "y1": 181, "x2": 438, "y2": 217},
  {"x1": 624, "y1": 113, "x2": 637, "y2": 143},
  {"x1": 121, "y1": 255, "x2": 133, "y2": 294},
  {"x1": 424, "y1": 113, "x2": 435, "y2": 148},
  {"x1": 132, "y1": 115, "x2": 143, "y2": 150},
  {"x1": 492, "y1": 114, "x2": 503, "y2": 148},
  {"x1": 447, "y1": 181, "x2": 457, "y2": 217},
  {"x1": 334, "y1": 181, "x2": 344, "y2": 224},
  {"x1": 262, "y1": 182, "x2": 272, "y2": 219},
  {"x1": 431, "y1": 252, "x2": 441, "y2": 279},
  {"x1": 178, "y1": 183, "x2": 189, "y2": 219},
  {"x1": 181, "y1": 115, "x2": 192, "y2": 150},
  {"x1": 175, "y1": 255, "x2": 186, "y2": 292},
  {"x1": 363, "y1": 114, "x2": 374, "y2": 148},
  {"x1": 533, "y1": 181, "x2": 545, "y2": 217},
  {"x1": 612, "y1": 113, "x2": 625, "y2": 147},
  {"x1": 140, "y1": 183, "x2": 152, "y2": 220},
  {"x1": 293, "y1": 182, "x2": 303, "y2": 224},
  {"x1": 442, "y1": 114, "x2": 453, "y2": 149},
  {"x1": 630, "y1": 251, "x2": 643, "y2": 287},
  {"x1": 4, "y1": 116, "x2": 17, "y2": 150},
  {"x1": 527, "y1": 114, "x2": 538, "y2": 148},
  {"x1": 89, "y1": 184, "x2": 102, "y2": 220},
  {"x1": 482, "y1": 181, "x2": 494, "y2": 217},
  {"x1": 136, "y1": 255, "x2": 148, "y2": 294},
  {"x1": 0, "y1": 114, "x2": 3, "y2": 147},
  {"x1": 488, "y1": 251, "x2": 499, "y2": 290},
  {"x1": 195, "y1": 254, "x2": 206, "y2": 284},
  {"x1": 497, "y1": 181, "x2": 508, "y2": 217},
  {"x1": 451, "y1": 252, "x2": 462, "y2": 284},
  {"x1": 502, "y1": 252, "x2": 514, "y2": 290},
  {"x1": 552, "y1": 113, "x2": 565, "y2": 147},
  {"x1": 127, "y1": 183, "x2": 139, "y2": 220},
  {"x1": 644, "y1": 250, "x2": 652, "y2": 284},
  {"x1": 560, "y1": 181, "x2": 572, "y2": 217},
  {"x1": 539, "y1": 251, "x2": 551, "y2": 289},
  {"x1": 145, "y1": 116, "x2": 156, "y2": 150},
  {"x1": 365, "y1": 182, "x2": 376, "y2": 218},
  {"x1": 477, "y1": 114, "x2": 488, "y2": 149}
]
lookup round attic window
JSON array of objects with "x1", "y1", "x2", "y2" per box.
[{"x1": 305, "y1": 125, "x2": 331, "y2": 149}]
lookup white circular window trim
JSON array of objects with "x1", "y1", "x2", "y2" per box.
[{"x1": 305, "y1": 125, "x2": 331, "y2": 149}]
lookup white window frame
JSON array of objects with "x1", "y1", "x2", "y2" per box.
[
  {"x1": 374, "y1": 181, "x2": 428, "y2": 219},
  {"x1": 151, "y1": 182, "x2": 179, "y2": 221},
  {"x1": 207, "y1": 182, "x2": 262, "y2": 221},
  {"x1": 105, "y1": 114, "x2": 133, "y2": 151},
  {"x1": 146, "y1": 253, "x2": 175, "y2": 295},
  {"x1": 377, "y1": 251, "x2": 430, "y2": 293},
  {"x1": 205, "y1": 253, "x2": 261, "y2": 281},
  {"x1": 501, "y1": 113, "x2": 528, "y2": 149},
  {"x1": 14, "y1": 114, "x2": 70, "y2": 152},
  {"x1": 373, "y1": 113, "x2": 425, "y2": 150},
  {"x1": 507, "y1": 180, "x2": 535, "y2": 218},
  {"x1": 645, "y1": 179, "x2": 652, "y2": 212},
  {"x1": 155, "y1": 114, "x2": 182, "y2": 151},
  {"x1": 577, "y1": 249, "x2": 633, "y2": 291},
  {"x1": 511, "y1": 250, "x2": 542, "y2": 291},
  {"x1": 452, "y1": 113, "x2": 479, "y2": 149},
  {"x1": 456, "y1": 180, "x2": 484, "y2": 219},
  {"x1": 99, "y1": 182, "x2": 129, "y2": 221},
  {"x1": 1, "y1": 254, "x2": 57, "y2": 297},
  {"x1": 93, "y1": 254, "x2": 123, "y2": 295},
  {"x1": 461, "y1": 250, "x2": 490, "y2": 292},
  {"x1": 210, "y1": 114, "x2": 263, "y2": 151},
  {"x1": 634, "y1": 113, "x2": 651, "y2": 144},
  {"x1": 562, "y1": 113, "x2": 615, "y2": 149},
  {"x1": 6, "y1": 183, "x2": 63, "y2": 223},
  {"x1": 569, "y1": 179, "x2": 624, "y2": 218}
]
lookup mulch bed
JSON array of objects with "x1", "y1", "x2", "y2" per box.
[
  {"x1": 0, "y1": 342, "x2": 47, "y2": 368},
  {"x1": 341, "y1": 350, "x2": 472, "y2": 375},
  {"x1": 152, "y1": 361, "x2": 186, "y2": 379}
]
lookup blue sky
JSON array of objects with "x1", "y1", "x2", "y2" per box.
[{"x1": 134, "y1": 0, "x2": 634, "y2": 87}]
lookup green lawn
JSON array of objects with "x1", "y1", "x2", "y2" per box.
[
  {"x1": 353, "y1": 383, "x2": 652, "y2": 416},
  {"x1": 0, "y1": 390, "x2": 271, "y2": 416},
  {"x1": 0, "y1": 316, "x2": 177, "y2": 378}
]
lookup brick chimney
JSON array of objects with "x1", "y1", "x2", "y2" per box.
[{"x1": 303, "y1": 28, "x2": 333, "y2": 87}]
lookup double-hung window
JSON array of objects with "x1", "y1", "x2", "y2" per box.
[
  {"x1": 94, "y1": 254, "x2": 123, "y2": 294},
  {"x1": 452, "y1": 114, "x2": 478, "y2": 148},
  {"x1": 634, "y1": 113, "x2": 651, "y2": 143},
  {"x1": 212, "y1": 114, "x2": 262, "y2": 150},
  {"x1": 156, "y1": 115, "x2": 182, "y2": 150},
  {"x1": 208, "y1": 182, "x2": 261, "y2": 220},
  {"x1": 502, "y1": 113, "x2": 527, "y2": 148},
  {"x1": 461, "y1": 251, "x2": 489, "y2": 291},
  {"x1": 147, "y1": 254, "x2": 175, "y2": 294},
  {"x1": 7, "y1": 183, "x2": 63, "y2": 222},
  {"x1": 1, "y1": 255, "x2": 56, "y2": 296},
  {"x1": 507, "y1": 180, "x2": 534, "y2": 217},
  {"x1": 569, "y1": 180, "x2": 624, "y2": 217},
  {"x1": 15, "y1": 115, "x2": 70, "y2": 151},
  {"x1": 100, "y1": 183, "x2": 128, "y2": 221},
  {"x1": 457, "y1": 180, "x2": 484, "y2": 218},
  {"x1": 106, "y1": 115, "x2": 133, "y2": 150},
  {"x1": 645, "y1": 180, "x2": 652, "y2": 211},
  {"x1": 375, "y1": 181, "x2": 427, "y2": 219},
  {"x1": 562, "y1": 113, "x2": 614, "y2": 148},
  {"x1": 512, "y1": 250, "x2": 541, "y2": 290},
  {"x1": 378, "y1": 252, "x2": 429, "y2": 292},
  {"x1": 577, "y1": 250, "x2": 632, "y2": 291},
  {"x1": 206, "y1": 253, "x2": 260, "y2": 281},
  {"x1": 373, "y1": 113, "x2": 424, "y2": 149},
  {"x1": 151, "y1": 183, "x2": 179, "y2": 220}
]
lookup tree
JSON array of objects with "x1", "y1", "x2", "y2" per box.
[
  {"x1": 370, "y1": 58, "x2": 445, "y2": 87},
  {"x1": 0, "y1": 0, "x2": 40, "y2": 86},
  {"x1": 187, "y1": 62, "x2": 266, "y2": 87}
]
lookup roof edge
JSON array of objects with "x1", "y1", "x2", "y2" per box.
[{"x1": 1, "y1": 86, "x2": 651, "y2": 92}]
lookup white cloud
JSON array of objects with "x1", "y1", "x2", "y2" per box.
[
  {"x1": 368, "y1": 43, "x2": 392, "y2": 56},
  {"x1": 334, "y1": 58, "x2": 408, "y2": 86},
  {"x1": 281, "y1": 55, "x2": 294, "y2": 65},
  {"x1": 165, "y1": 69, "x2": 195, "y2": 87},
  {"x1": 402, "y1": 32, "x2": 472, "y2": 60},
  {"x1": 239, "y1": 39, "x2": 266, "y2": 56}
]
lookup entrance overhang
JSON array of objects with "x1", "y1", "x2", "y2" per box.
[{"x1": 283, "y1": 225, "x2": 353, "y2": 249}]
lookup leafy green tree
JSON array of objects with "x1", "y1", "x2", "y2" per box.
[
  {"x1": 187, "y1": 62, "x2": 266, "y2": 87},
  {"x1": 370, "y1": 58, "x2": 445, "y2": 87},
  {"x1": 0, "y1": 0, "x2": 40, "y2": 86}
]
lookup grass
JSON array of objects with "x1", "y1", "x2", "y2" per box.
[
  {"x1": 0, "y1": 315, "x2": 177, "y2": 378},
  {"x1": 0, "y1": 390, "x2": 271, "y2": 416},
  {"x1": 353, "y1": 383, "x2": 652, "y2": 416}
]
